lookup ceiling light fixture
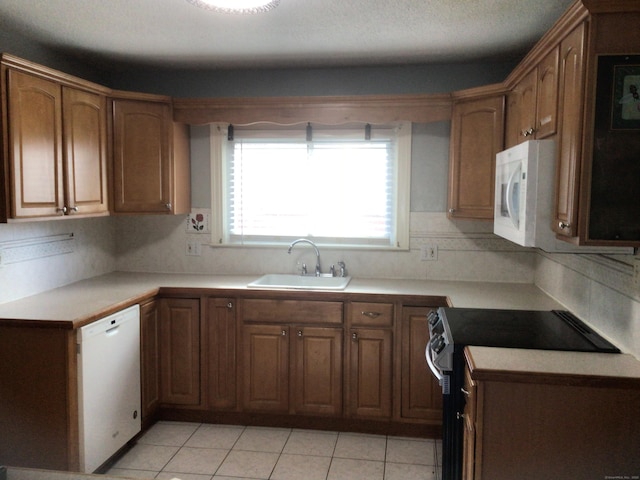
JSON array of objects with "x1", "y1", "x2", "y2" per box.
[{"x1": 186, "y1": 0, "x2": 280, "y2": 14}]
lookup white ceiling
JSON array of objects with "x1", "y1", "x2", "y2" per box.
[{"x1": 0, "y1": 0, "x2": 574, "y2": 69}]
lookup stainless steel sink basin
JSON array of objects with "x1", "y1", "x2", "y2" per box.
[{"x1": 247, "y1": 274, "x2": 352, "y2": 290}]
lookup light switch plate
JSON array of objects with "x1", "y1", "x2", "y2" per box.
[{"x1": 186, "y1": 241, "x2": 201, "y2": 256}]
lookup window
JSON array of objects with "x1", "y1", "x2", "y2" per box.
[{"x1": 211, "y1": 122, "x2": 411, "y2": 249}]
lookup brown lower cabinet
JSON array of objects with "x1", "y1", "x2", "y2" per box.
[
  {"x1": 242, "y1": 323, "x2": 343, "y2": 416},
  {"x1": 401, "y1": 306, "x2": 443, "y2": 422},
  {"x1": 463, "y1": 348, "x2": 640, "y2": 480},
  {"x1": 205, "y1": 297, "x2": 238, "y2": 410},
  {"x1": 159, "y1": 297, "x2": 201, "y2": 406},
  {"x1": 140, "y1": 299, "x2": 160, "y2": 427},
  {"x1": 0, "y1": 291, "x2": 445, "y2": 472},
  {"x1": 156, "y1": 295, "x2": 445, "y2": 434}
]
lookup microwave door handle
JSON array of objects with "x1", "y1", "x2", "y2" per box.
[
  {"x1": 505, "y1": 165, "x2": 521, "y2": 229},
  {"x1": 425, "y1": 338, "x2": 444, "y2": 383}
]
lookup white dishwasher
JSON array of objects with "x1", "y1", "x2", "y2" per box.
[{"x1": 77, "y1": 304, "x2": 141, "y2": 473}]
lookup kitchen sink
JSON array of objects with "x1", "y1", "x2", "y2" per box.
[{"x1": 247, "y1": 274, "x2": 352, "y2": 290}]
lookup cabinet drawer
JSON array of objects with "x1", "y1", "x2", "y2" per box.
[
  {"x1": 349, "y1": 302, "x2": 393, "y2": 327},
  {"x1": 242, "y1": 299, "x2": 342, "y2": 324}
]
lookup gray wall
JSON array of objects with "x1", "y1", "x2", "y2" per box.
[{"x1": 107, "y1": 62, "x2": 515, "y2": 97}]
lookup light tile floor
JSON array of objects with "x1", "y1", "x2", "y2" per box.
[{"x1": 106, "y1": 421, "x2": 442, "y2": 480}]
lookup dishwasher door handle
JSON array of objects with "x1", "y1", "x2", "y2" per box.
[{"x1": 106, "y1": 325, "x2": 119, "y2": 336}]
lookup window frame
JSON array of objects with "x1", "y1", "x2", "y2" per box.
[{"x1": 210, "y1": 122, "x2": 411, "y2": 250}]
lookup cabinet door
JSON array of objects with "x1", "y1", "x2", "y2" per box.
[
  {"x1": 349, "y1": 328, "x2": 392, "y2": 418},
  {"x1": 243, "y1": 324, "x2": 289, "y2": 413},
  {"x1": 62, "y1": 87, "x2": 108, "y2": 215},
  {"x1": 448, "y1": 95, "x2": 504, "y2": 220},
  {"x1": 554, "y1": 23, "x2": 586, "y2": 238},
  {"x1": 7, "y1": 70, "x2": 64, "y2": 218},
  {"x1": 140, "y1": 300, "x2": 160, "y2": 426},
  {"x1": 461, "y1": 365, "x2": 477, "y2": 480},
  {"x1": 509, "y1": 69, "x2": 538, "y2": 146},
  {"x1": 401, "y1": 307, "x2": 443, "y2": 421},
  {"x1": 292, "y1": 326, "x2": 343, "y2": 416},
  {"x1": 159, "y1": 298, "x2": 201, "y2": 406},
  {"x1": 535, "y1": 46, "x2": 559, "y2": 139},
  {"x1": 112, "y1": 99, "x2": 172, "y2": 213},
  {"x1": 206, "y1": 297, "x2": 237, "y2": 410}
]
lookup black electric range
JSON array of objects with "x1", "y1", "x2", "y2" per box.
[{"x1": 426, "y1": 307, "x2": 620, "y2": 480}]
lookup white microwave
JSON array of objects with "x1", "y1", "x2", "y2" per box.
[{"x1": 493, "y1": 140, "x2": 632, "y2": 253}]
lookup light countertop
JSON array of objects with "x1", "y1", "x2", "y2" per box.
[
  {"x1": 466, "y1": 345, "x2": 640, "y2": 386},
  {"x1": 0, "y1": 271, "x2": 564, "y2": 328}
]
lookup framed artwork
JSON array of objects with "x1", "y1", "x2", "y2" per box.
[{"x1": 597, "y1": 55, "x2": 640, "y2": 130}]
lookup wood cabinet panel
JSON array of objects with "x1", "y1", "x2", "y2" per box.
[
  {"x1": 535, "y1": 46, "x2": 559, "y2": 139},
  {"x1": 113, "y1": 99, "x2": 171, "y2": 213},
  {"x1": 3, "y1": 65, "x2": 109, "y2": 220},
  {"x1": 448, "y1": 95, "x2": 504, "y2": 220},
  {"x1": 159, "y1": 298, "x2": 201, "y2": 406},
  {"x1": 467, "y1": 373, "x2": 640, "y2": 479},
  {"x1": 140, "y1": 300, "x2": 160, "y2": 426},
  {"x1": 554, "y1": 23, "x2": 586, "y2": 238},
  {"x1": 242, "y1": 299, "x2": 343, "y2": 324},
  {"x1": 348, "y1": 327, "x2": 392, "y2": 418},
  {"x1": 505, "y1": 69, "x2": 537, "y2": 147},
  {"x1": 62, "y1": 87, "x2": 108, "y2": 215},
  {"x1": 0, "y1": 326, "x2": 78, "y2": 471},
  {"x1": 112, "y1": 98, "x2": 190, "y2": 215},
  {"x1": 205, "y1": 297, "x2": 237, "y2": 410},
  {"x1": 242, "y1": 324, "x2": 289, "y2": 413},
  {"x1": 401, "y1": 307, "x2": 442, "y2": 421},
  {"x1": 349, "y1": 301, "x2": 393, "y2": 327},
  {"x1": 292, "y1": 326, "x2": 343, "y2": 416},
  {"x1": 7, "y1": 70, "x2": 64, "y2": 218}
]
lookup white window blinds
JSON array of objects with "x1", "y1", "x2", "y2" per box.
[{"x1": 212, "y1": 123, "x2": 411, "y2": 249}]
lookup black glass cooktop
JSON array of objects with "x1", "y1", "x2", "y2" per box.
[{"x1": 440, "y1": 307, "x2": 620, "y2": 353}]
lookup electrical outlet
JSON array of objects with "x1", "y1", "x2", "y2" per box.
[
  {"x1": 420, "y1": 245, "x2": 438, "y2": 261},
  {"x1": 186, "y1": 241, "x2": 201, "y2": 256}
]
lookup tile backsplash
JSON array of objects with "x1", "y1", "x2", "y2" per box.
[
  {"x1": 0, "y1": 216, "x2": 116, "y2": 304},
  {"x1": 1, "y1": 212, "x2": 637, "y2": 359},
  {"x1": 114, "y1": 211, "x2": 536, "y2": 283}
]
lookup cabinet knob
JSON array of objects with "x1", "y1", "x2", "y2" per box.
[
  {"x1": 56, "y1": 206, "x2": 67, "y2": 215},
  {"x1": 281, "y1": 330, "x2": 287, "y2": 336},
  {"x1": 456, "y1": 412, "x2": 466, "y2": 420},
  {"x1": 226, "y1": 302, "x2": 233, "y2": 309},
  {"x1": 69, "y1": 206, "x2": 79, "y2": 213},
  {"x1": 165, "y1": 203, "x2": 172, "y2": 210},
  {"x1": 521, "y1": 127, "x2": 536, "y2": 137},
  {"x1": 461, "y1": 388, "x2": 471, "y2": 397},
  {"x1": 448, "y1": 208, "x2": 455, "y2": 214},
  {"x1": 297, "y1": 330, "x2": 303, "y2": 337},
  {"x1": 351, "y1": 332, "x2": 358, "y2": 341},
  {"x1": 558, "y1": 221, "x2": 570, "y2": 230}
]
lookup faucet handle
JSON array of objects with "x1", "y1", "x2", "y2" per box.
[
  {"x1": 338, "y1": 261, "x2": 347, "y2": 277},
  {"x1": 330, "y1": 264, "x2": 336, "y2": 277}
]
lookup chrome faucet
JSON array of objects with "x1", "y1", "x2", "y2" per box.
[{"x1": 288, "y1": 238, "x2": 321, "y2": 276}]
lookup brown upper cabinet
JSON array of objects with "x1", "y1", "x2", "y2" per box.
[
  {"x1": 1, "y1": 56, "x2": 109, "y2": 221},
  {"x1": 556, "y1": 7, "x2": 640, "y2": 246},
  {"x1": 448, "y1": 90, "x2": 505, "y2": 220},
  {"x1": 554, "y1": 22, "x2": 587, "y2": 240},
  {"x1": 504, "y1": 47, "x2": 559, "y2": 148},
  {"x1": 111, "y1": 95, "x2": 190, "y2": 215}
]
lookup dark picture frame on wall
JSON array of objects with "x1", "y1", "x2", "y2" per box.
[
  {"x1": 589, "y1": 54, "x2": 640, "y2": 241},
  {"x1": 600, "y1": 55, "x2": 640, "y2": 130}
]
